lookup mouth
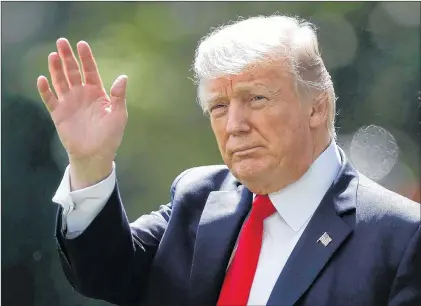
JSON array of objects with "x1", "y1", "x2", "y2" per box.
[{"x1": 232, "y1": 146, "x2": 262, "y2": 156}]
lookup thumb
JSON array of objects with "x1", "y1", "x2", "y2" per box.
[{"x1": 110, "y1": 75, "x2": 128, "y2": 103}]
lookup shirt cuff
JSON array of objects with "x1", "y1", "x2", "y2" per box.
[{"x1": 52, "y1": 162, "x2": 116, "y2": 237}]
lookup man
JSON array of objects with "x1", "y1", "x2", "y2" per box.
[{"x1": 38, "y1": 15, "x2": 420, "y2": 306}]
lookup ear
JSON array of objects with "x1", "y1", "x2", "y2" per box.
[{"x1": 309, "y1": 92, "x2": 329, "y2": 129}]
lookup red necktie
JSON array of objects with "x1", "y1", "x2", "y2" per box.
[{"x1": 217, "y1": 195, "x2": 276, "y2": 306}]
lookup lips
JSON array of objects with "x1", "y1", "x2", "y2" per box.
[{"x1": 231, "y1": 146, "x2": 261, "y2": 155}]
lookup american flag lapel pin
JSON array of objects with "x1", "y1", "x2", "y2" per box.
[{"x1": 317, "y1": 232, "x2": 332, "y2": 247}]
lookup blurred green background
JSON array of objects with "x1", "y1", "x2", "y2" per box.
[{"x1": 2, "y1": 2, "x2": 420, "y2": 305}]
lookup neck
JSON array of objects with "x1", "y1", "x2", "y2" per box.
[
  {"x1": 312, "y1": 132, "x2": 332, "y2": 162},
  {"x1": 247, "y1": 132, "x2": 332, "y2": 195}
]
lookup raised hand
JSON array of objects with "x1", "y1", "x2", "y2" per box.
[{"x1": 37, "y1": 38, "x2": 128, "y2": 189}]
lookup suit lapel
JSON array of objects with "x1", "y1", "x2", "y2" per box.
[
  {"x1": 267, "y1": 150, "x2": 359, "y2": 306},
  {"x1": 190, "y1": 185, "x2": 253, "y2": 306}
]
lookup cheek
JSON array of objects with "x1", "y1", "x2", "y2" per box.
[
  {"x1": 268, "y1": 109, "x2": 294, "y2": 135},
  {"x1": 211, "y1": 121, "x2": 228, "y2": 153},
  {"x1": 266, "y1": 108, "x2": 306, "y2": 150}
]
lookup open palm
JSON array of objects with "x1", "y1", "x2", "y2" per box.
[{"x1": 37, "y1": 38, "x2": 128, "y2": 162}]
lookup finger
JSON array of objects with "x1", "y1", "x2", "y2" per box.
[
  {"x1": 77, "y1": 41, "x2": 103, "y2": 88},
  {"x1": 48, "y1": 52, "x2": 70, "y2": 97},
  {"x1": 37, "y1": 76, "x2": 58, "y2": 112},
  {"x1": 110, "y1": 75, "x2": 128, "y2": 105},
  {"x1": 56, "y1": 38, "x2": 82, "y2": 87}
]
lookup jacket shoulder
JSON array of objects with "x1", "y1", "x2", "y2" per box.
[
  {"x1": 357, "y1": 173, "x2": 420, "y2": 227},
  {"x1": 170, "y1": 165, "x2": 236, "y2": 201}
]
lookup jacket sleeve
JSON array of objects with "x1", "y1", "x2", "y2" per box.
[
  {"x1": 52, "y1": 162, "x2": 117, "y2": 238},
  {"x1": 54, "y1": 169, "x2": 191, "y2": 306},
  {"x1": 388, "y1": 225, "x2": 421, "y2": 306}
]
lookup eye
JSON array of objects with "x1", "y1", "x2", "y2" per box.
[
  {"x1": 210, "y1": 104, "x2": 227, "y2": 111},
  {"x1": 251, "y1": 95, "x2": 267, "y2": 101},
  {"x1": 208, "y1": 104, "x2": 229, "y2": 117}
]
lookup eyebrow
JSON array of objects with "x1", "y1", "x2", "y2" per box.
[
  {"x1": 201, "y1": 82, "x2": 272, "y2": 105},
  {"x1": 235, "y1": 82, "x2": 270, "y2": 91}
]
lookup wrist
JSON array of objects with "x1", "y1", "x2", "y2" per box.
[{"x1": 68, "y1": 155, "x2": 114, "y2": 191}]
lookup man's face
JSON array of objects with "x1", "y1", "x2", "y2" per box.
[{"x1": 202, "y1": 63, "x2": 317, "y2": 194}]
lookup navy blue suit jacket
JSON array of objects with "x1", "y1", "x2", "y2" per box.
[{"x1": 55, "y1": 149, "x2": 421, "y2": 306}]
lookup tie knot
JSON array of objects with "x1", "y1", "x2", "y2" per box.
[{"x1": 252, "y1": 195, "x2": 276, "y2": 220}]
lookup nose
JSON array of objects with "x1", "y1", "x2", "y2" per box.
[{"x1": 225, "y1": 102, "x2": 251, "y2": 136}]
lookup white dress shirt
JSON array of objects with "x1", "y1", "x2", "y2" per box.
[{"x1": 53, "y1": 140, "x2": 341, "y2": 305}]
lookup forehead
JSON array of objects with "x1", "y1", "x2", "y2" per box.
[{"x1": 199, "y1": 63, "x2": 291, "y2": 102}]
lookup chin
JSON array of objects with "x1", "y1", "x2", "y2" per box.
[{"x1": 229, "y1": 158, "x2": 270, "y2": 183}]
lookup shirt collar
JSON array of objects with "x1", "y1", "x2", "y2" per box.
[{"x1": 265, "y1": 140, "x2": 342, "y2": 232}]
